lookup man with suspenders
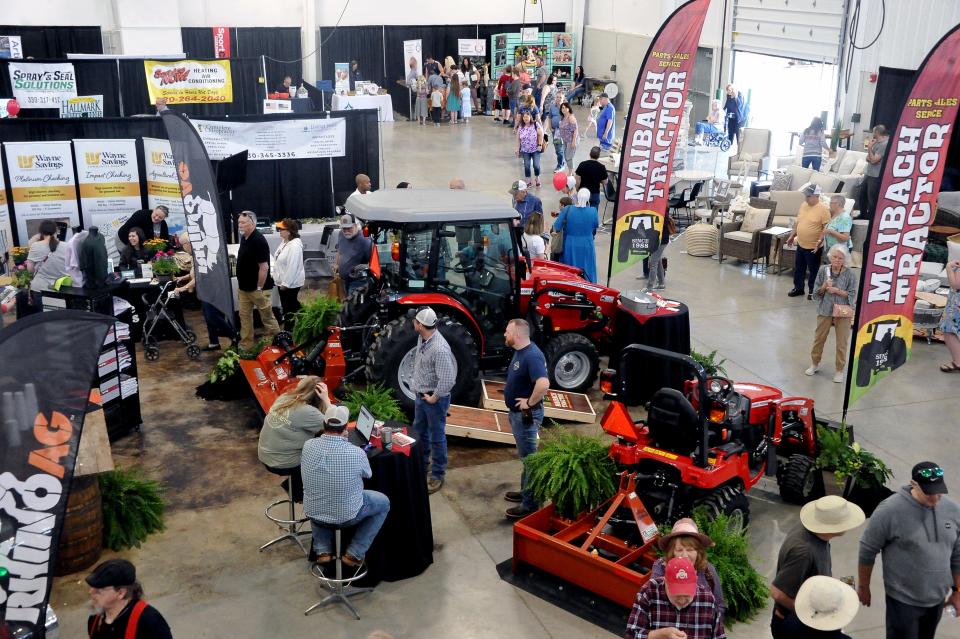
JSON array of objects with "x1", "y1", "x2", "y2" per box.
[{"x1": 87, "y1": 559, "x2": 172, "y2": 638}]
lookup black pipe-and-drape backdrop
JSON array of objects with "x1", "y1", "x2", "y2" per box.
[
  {"x1": 319, "y1": 23, "x2": 566, "y2": 118},
  {"x1": 180, "y1": 27, "x2": 303, "y2": 93},
  {"x1": 0, "y1": 25, "x2": 103, "y2": 57},
  {"x1": 0, "y1": 110, "x2": 379, "y2": 244}
]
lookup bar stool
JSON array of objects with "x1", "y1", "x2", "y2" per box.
[
  {"x1": 305, "y1": 521, "x2": 372, "y2": 620},
  {"x1": 260, "y1": 468, "x2": 311, "y2": 556}
]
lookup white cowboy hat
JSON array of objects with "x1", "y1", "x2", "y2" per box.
[
  {"x1": 799, "y1": 495, "x2": 865, "y2": 534},
  {"x1": 795, "y1": 576, "x2": 860, "y2": 631}
]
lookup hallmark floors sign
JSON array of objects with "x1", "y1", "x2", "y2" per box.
[{"x1": 9, "y1": 62, "x2": 77, "y2": 109}]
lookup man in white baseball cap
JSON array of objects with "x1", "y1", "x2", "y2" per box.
[
  {"x1": 771, "y1": 495, "x2": 865, "y2": 638},
  {"x1": 794, "y1": 575, "x2": 860, "y2": 638},
  {"x1": 410, "y1": 307, "x2": 457, "y2": 493}
]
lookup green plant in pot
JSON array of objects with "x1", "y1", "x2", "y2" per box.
[
  {"x1": 690, "y1": 349, "x2": 728, "y2": 377},
  {"x1": 292, "y1": 295, "x2": 342, "y2": 346},
  {"x1": 815, "y1": 424, "x2": 893, "y2": 497},
  {"x1": 99, "y1": 466, "x2": 165, "y2": 551},
  {"x1": 524, "y1": 430, "x2": 618, "y2": 519},
  {"x1": 343, "y1": 383, "x2": 406, "y2": 421}
]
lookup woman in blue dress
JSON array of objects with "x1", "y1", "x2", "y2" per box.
[{"x1": 553, "y1": 188, "x2": 600, "y2": 282}]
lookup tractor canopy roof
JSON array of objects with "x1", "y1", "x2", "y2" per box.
[{"x1": 345, "y1": 189, "x2": 520, "y2": 223}]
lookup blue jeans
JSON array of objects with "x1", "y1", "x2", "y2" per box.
[
  {"x1": 521, "y1": 151, "x2": 542, "y2": 178},
  {"x1": 554, "y1": 140, "x2": 566, "y2": 170},
  {"x1": 565, "y1": 86, "x2": 585, "y2": 102},
  {"x1": 310, "y1": 490, "x2": 390, "y2": 560},
  {"x1": 801, "y1": 156, "x2": 822, "y2": 171},
  {"x1": 508, "y1": 406, "x2": 543, "y2": 511},
  {"x1": 201, "y1": 301, "x2": 234, "y2": 345},
  {"x1": 647, "y1": 244, "x2": 666, "y2": 288},
  {"x1": 695, "y1": 121, "x2": 722, "y2": 136},
  {"x1": 413, "y1": 395, "x2": 451, "y2": 480},
  {"x1": 589, "y1": 191, "x2": 601, "y2": 208}
]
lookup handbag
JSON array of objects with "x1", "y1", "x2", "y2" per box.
[
  {"x1": 550, "y1": 207, "x2": 568, "y2": 255},
  {"x1": 832, "y1": 303, "x2": 854, "y2": 318}
]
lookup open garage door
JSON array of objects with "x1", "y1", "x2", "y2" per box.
[{"x1": 732, "y1": 0, "x2": 846, "y2": 63}]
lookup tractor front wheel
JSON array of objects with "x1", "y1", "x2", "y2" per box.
[
  {"x1": 779, "y1": 454, "x2": 819, "y2": 504},
  {"x1": 544, "y1": 333, "x2": 599, "y2": 393},
  {"x1": 366, "y1": 312, "x2": 480, "y2": 413},
  {"x1": 698, "y1": 485, "x2": 750, "y2": 533}
]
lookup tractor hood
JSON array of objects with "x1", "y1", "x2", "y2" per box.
[
  {"x1": 345, "y1": 189, "x2": 519, "y2": 223},
  {"x1": 528, "y1": 258, "x2": 595, "y2": 281}
]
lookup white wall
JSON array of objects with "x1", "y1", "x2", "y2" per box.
[
  {"x1": 0, "y1": 0, "x2": 113, "y2": 27},
  {"x1": 315, "y1": 0, "x2": 574, "y2": 26},
  {"x1": 585, "y1": 0, "x2": 723, "y2": 47},
  {"x1": 114, "y1": 0, "x2": 183, "y2": 55},
  {"x1": 176, "y1": 0, "x2": 306, "y2": 27}
]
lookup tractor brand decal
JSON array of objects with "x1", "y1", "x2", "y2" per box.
[
  {"x1": 640, "y1": 523, "x2": 659, "y2": 542},
  {"x1": 600, "y1": 295, "x2": 615, "y2": 303},
  {"x1": 540, "y1": 280, "x2": 604, "y2": 293},
  {"x1": 520, "y1": 287, "x2": 533, "y2": 296},
  {"x1": 641, "y1": 446, "x2": 678, "y2": 461},
  {"x1": 845, "y1": 25, "x2": 960, "y2": 411},
  {"x1": 606, "y1": 0, "x2": 710, "y2": 282}
]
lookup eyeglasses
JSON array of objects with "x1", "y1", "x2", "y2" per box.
[{"x1": 916, "y1": 467, "x2": 944, "y2": 479}]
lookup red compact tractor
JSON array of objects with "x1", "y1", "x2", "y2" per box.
[{"x1": 600, "y1": 345, "x2": 841, "y2": 528}]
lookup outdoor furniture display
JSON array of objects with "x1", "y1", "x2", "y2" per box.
[
  {"x1": 667, "y1": 180, "x2": 703, "y2": 228},
  {"x1": 718, "y1": 197, "x2": 778, "y2": 271},
  {"x1": 684, "y1": 222, "x2": 719, "y2": 257},
  {"x1": 759, "y1": 226, "x2": 793, "y2": 274},
  {"x1": 727, "y1": 127, "x2": 772, "y2": 178}
]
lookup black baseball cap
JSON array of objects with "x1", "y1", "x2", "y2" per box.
[
  {"x1": 86, "y1": 559, "x2": 136, "y2": 588},
  {"x1": 912, "y1": 461, "x2": 947, "y2": 495}
]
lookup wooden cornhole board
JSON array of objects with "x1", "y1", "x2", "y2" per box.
[
  {"x1": 480, "y1": 380, "x2": 597, "y2": 423},
  {"x1": 446, "y1": 404, "x2": 515, "y2": 444}
]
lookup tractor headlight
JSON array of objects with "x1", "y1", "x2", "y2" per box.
[{"x1": 709, "y1": 379, "x2": 723, "y2": 394}]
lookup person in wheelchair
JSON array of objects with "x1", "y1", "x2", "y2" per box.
[{"x1": 694, "y1": 100, "x2": 723, "y2": 145}]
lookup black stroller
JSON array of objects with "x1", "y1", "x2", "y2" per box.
[{"x1": 141, "y1": 280, "x2": 201, "y2": 361}]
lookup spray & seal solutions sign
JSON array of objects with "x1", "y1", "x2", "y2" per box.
[{"x1": 8, "y1": 62, "x2": 77, "y2": 108}]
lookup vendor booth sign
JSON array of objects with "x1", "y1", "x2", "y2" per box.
[
  {"x1": 191, "y1": 117, "x2": 346, "y2": 161},
  {"x1": 73, "y1": 139, "x2": 142, "y2": 262},
  {"x1": 142, "y1": 137, "x2": 186, "y2": 235},
  {"x1": 60, "y1": 95, "x2": 103, "y2": 118},
  {"x1": 0, "y1": 156, "x2": 12, "y2": 255},
  {"x1": 8, "y1": 62, "x2": 77, "y2": 109},
  {"x1": 143, "y1": 59, "x2": 233, "y2": 105},
  {"x1": 334, "y1": 62, "x2": 350, "y2": 95},
  {"x1": 845, "y1": 24, "x2": 960, "y2": 409},
  {"x1": 0, "y1": 35, "x2": 23, "y2": 59},
  {"x1": 212, "y1": 27, "x2": 231, "y2": 59},
  {"x1": 403, "y1": 40, "x2": 422, "y2": 77},
  {"x1": 2, "y1": 141, "x2": 80, "y2": 244},
  {"x1": 458, "y1": 39, "x2": 486, "y2": 57},
  {"x1": 606, "y1": 0, "x2": 710, "y2": 281}
]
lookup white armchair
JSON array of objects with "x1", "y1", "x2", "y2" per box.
[{"x1": 728, "y1": 128, "x2": 772, "y2": 178}]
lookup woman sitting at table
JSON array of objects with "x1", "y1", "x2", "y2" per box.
[
  {"x1": 257, "y1": 376, "x2": 334, "y2": 501},
  {"x1": 119, "y1": 227, "x2": 150, "y2": 270}
]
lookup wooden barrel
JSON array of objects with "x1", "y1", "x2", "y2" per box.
[{"x1": 55, "y1": 475, "x2": 103, "y2": 576}]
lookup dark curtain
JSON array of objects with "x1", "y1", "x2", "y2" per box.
[
  {"x1": 236, "y1": 27, "x2": 303, "y2": 90},
  {"x1": 0, "y1": 110, "x2": 379, "y2": 244},
  {"x1": 318, "y1": 26, "x2": 385, "y2": 90},
  {"x1": 0, "y1": 58, "x2": 121, "y2": 118},
  {"x1": 0, "y1": 26, "x2": 102, "y2": 58},
  {"x1": 180, "y1": 27, "x2": 238, "y2": 58}
]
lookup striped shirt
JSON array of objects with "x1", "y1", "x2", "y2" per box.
[
  {"x1": 301, "y1": 435, "x2": 371, "y2": 523},
  {"x1": 411, "y1": 330, "x2": 457, "y2": 397},
  {"x1": 625, "y1": 578, "x2": 725, "y2": 639}
]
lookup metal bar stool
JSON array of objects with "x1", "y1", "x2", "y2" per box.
[
  {"x1": 260, "y1": 469, "x2": 311, "y2": 556},
  {"x1": 305, "y1": 522, "x2": 371, "y2": 619}
]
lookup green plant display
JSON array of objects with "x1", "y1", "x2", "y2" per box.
[
  {"x1": 238, "y1": 338, "x2": 269, "y2": 360},
  {"x1": 342, "y1": 383, "x2": 406, "y2": 421},
  {"x1": 150, "y1": 256, "x2": 180, "y2": 276},
  {"x1": 690, "y1": 349, "x2": 728, "y2": 377},
  {"x1": 292, "y1": 295, "x2": 342, "y2": 346},
  {"x1": 99, "y1": 466, "x2": 166, "y2": 551},
  {"x1": 689, "y1": 507, "x2": 770, "y2": 625},
  {"x1": 524, "y1": 430, "x2": 618, "y2": 519},
  {"x1": 12, "y1": 267, "x2": 33, "y2": 289},
  {"x1": 208, "y1": 339, "x2": 268, "y2": 383},
  {"x1": 815, "y1": 424, "x2": 893, "y2": 490}
]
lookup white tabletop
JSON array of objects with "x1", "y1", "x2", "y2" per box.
[
  {"x1": 762, "y1": 226, "x2": 793, "y2": 236},
  {"x1": 673, "y1": 169, "x2": 715, "y2": 182},
  {"x1": 331, "y1": 93, "x2": 394, "y2": 122}
]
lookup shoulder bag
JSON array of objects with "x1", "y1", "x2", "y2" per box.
[{"x1": 551, "y1": 207, "x2": 568, "y2": 255}]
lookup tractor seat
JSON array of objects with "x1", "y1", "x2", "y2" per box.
[{"x1": 646, "y1": 388, "x2": 700, "y2": 456}]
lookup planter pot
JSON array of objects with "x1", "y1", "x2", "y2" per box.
[
  {"x1": 846, "y1": 482, "x2": 894, "y2": 517},
  {"x1": 155, "y1": 274, "x2": 174, "y2": 284},
  {"x1": 820, "y1": 470, "x2": 849, "y2": 497}
]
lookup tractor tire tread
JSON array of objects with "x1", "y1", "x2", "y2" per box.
[
  {"x1": 779, "y1": 454, "x2": 818, "y2": 505},
  {"x1": 543, "y1": 332, "x2": 600, "y2": 392}
]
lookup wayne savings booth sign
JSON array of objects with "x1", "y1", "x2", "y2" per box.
[
  {"x1": 143, "y1": 59, "x2": 233, "y2": 104},
  {"x1": 2, "y1": 141, "x2": 80, "y2": 242}
]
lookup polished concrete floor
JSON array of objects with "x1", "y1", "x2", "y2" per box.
[{"x1": 48, "y1": 107, "x2": 960, "y2": 638}]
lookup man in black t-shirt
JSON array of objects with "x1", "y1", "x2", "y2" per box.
[
  {"x1": 86, "y1": 559, "x2": 172, "y2": 639},
  {"x1": 575, "y1": 146, "x2": 609, "y2": 208},
  {"x1": 502, "y1": 318, "x2": 550, "y2": 520},
  {"x1": 236, "y1": 210, "x2": 280, "y2": 350}
]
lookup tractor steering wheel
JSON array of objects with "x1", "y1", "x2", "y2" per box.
[{"x1": 705, "y1": 376, "x2": 734, "y2": 402}]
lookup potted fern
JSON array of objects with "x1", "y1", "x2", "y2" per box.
[
  {"x1": 292, "y1": 295, "x2": 342, "y2": 346},
  {"x1": 690, "y1": 349, "x2": 728, "y2": 377},
  {"x1": 342, "y1": 383, "x2": 406, "y2": 422},
  {"x1": 99, "y1": 466, "x2": 166, "y2": 551},
  {"x1": 815, "y1": 424, "x2": 893, "y2": 514},
  {"x1": 524, "y1": 430, "x2": 618, "y2": 519}
]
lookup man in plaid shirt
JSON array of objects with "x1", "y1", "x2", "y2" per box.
[
  {"x1": 302, "y1": 410, "x2": 390, "y2": 567},
  {"x1": 626, "y1": 557, "x2": 726, "y2": 639},
  {"x1": 409, "y1": 307, "x2": 457, "y2": 494}
]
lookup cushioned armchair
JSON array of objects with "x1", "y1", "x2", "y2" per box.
[
  {"x1": 719, "y1": 197, "x2": 778, "y2": 272},
  {"x1": 728, "y1": 128, "x2": 772, "y2": 178}
]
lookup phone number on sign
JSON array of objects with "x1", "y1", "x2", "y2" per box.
[
  {"x1": 166, "y1": 94, "x2": 230, "y2": 103},
  {"x1": 247, "y1": 151, "x2": 298, "y2": 160}
]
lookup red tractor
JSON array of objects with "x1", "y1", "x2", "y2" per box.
[
  {"x1": 327, "y1": 189, "x2": 689, "y2": 411},
  {"x1": 600, "y1": 345, "x2": 840, "y2": 529}
]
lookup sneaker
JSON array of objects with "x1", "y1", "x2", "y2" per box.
[
  {"x1": 202, "y1": 344, "x2": 222, "y2": 351},
  {"x1": 787, "y1": 289, "x2": 804, "y2": 297},
  {"x1": 494, "y1": 117, "x2": 501, "y2": 122},
  {"x1": 807, "y1": 293, "x2": 813, "y2": 300},
  {"x1": 535, "y1": 178, "x2": 542, "y2": 188},
  {"x1": 427, "y1": 478, "x2": 444, "y2": 494},
  {"x1": 504, "y1": 491, "x2": 523, "y2": 502},
  {"x1": 805, "y1": 365, "x2": 820, "y2": 376},
  {"x1": 505, "y1": 505, "x2": 537, "y2": 520},
  {"x1": 655, "y1": 283, "x2": 666, "y2": 290},
  {"x1": 833, "y1": 371, "x2": 845, "y2": 383}
]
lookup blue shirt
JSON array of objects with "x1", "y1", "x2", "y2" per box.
[
  {"x1": 597, "y1": 103, "x2": 616, "y2": 144},
  {"x1": 824, "y1": 212, "x2": 853, "y2": 251},
  {"x1": 503, "y1": 343, "x2": 549, "y2": 412},
  {"x1": 301, "y1": 434, "x2": 371, "y2": 523},
  {"x1": 514, "y1": 193, "x2": 543, "y2": 225}
]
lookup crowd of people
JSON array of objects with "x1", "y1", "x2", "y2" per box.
[{"x1": 408, "y1": 54, "x2": 486, "y2": 126}]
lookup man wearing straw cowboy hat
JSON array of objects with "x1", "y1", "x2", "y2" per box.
[
  {"x1": 793, "y1": 575, "x2": 861, "y2": 638},
  {"x1": 858, "y1": 461, "x2": 960, "y2": 639},
  {"x1": 770, "y1": 495, "x2": 865, "y2": 639}
]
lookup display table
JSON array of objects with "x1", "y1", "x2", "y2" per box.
[
  {"x1": 261, "y1": 223, "x2": 339, "y2": 278},
  {"x1": 331, "y1": 93, "x2": 395, "y2": 122},
  {"x1": 760, "y1": 226, "x2": 792, "y2": 273}
]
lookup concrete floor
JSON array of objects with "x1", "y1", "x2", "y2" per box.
[{"x1": 48, "y1": 107, "x2": 960, "y2": 638}]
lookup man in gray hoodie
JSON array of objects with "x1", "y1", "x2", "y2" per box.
[{"x1": 858, "y1": 461, "x2": 960, "y2": 639}]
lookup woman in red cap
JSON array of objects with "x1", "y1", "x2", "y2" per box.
[{"x1": 651, "y1": 517, "x2": 726, "y2": 623}]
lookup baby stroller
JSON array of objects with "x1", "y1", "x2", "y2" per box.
[{"x1": 141, "y1": 280, "x2": 200, "y2": 361}]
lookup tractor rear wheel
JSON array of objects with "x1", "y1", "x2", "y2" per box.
[
  {"x1": 335, "y1": 286, "x2": 376, "y2": 328},
  {"x1": 779, "y1": 454, "x2": 818, "y2": 504},
  {"x1": 698, "y1": 485, "x2": 750, "y2": 533},
  {"x1": 366, "y1": 312, "x2": 480, "y2": 413},
  {"x1": 544, "y1": 333, "x2": 599, "y2": 393}
]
